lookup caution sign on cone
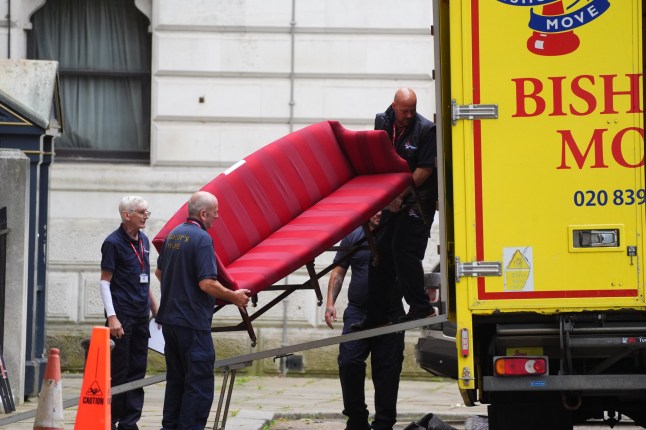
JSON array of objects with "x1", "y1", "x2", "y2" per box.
[
  {"x1": 74, "y1": 327, "x2": 111, "y2": 430},
  {"x1": 34, "y1": 348, "x2": 64, "y2": 430}
]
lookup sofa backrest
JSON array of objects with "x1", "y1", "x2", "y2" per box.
[
  {"x1": 201, "y1": 121, "x2": 355, "y2": 266},
  {"x1": 330, "y1": 121, "x2": 407, "y2": 174}
]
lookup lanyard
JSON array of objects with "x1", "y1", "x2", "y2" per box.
[
  {"x1": 129, "y1": 238, "x2": 145, "y2": 272},
  {"x1": 392, "y1": 125, "x2": 406, "y2": 145},
  {"x1": 187, "y1": 219, "x2": 203, "y2": 229}
]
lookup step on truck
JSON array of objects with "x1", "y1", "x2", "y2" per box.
[{"x1": 418, "y1": 1, "x2": 646, "y2": 429}]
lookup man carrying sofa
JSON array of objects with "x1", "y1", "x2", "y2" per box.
[{"x1": 352, "y1": 87, "x2": 437, "y2": 331}]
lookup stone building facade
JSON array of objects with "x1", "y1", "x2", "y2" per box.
[{"x1": 0, "y1": 0, "x2": 438, "y2": 378}]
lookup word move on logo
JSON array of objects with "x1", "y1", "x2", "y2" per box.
[{"x1": 498, "y1": 0, "x2": 611, "y2": 56}]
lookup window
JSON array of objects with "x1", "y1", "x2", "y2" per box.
[{"x1": 28, "y1": 0, "x2": 151, "y2": 162}]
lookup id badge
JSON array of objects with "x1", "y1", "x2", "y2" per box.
[{"x1": 140, "y1": 273, "x2": 149, "y2": 284}]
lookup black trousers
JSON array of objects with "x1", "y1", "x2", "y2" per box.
[
  {"x1": 340, "y1": 305, "x2": 405, "y2": 430},
  {"x1": 365, "y1": 204, "x2": 434, "y2": 322},
  {"x1": 161, "y1": 324, "x2": 215, "y2": 430},
  {"x1": 109, "y1": 315, "x2": 150, "y2": 430}
]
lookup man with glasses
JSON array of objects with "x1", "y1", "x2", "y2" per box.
[{"x1": 100, "y1": 195, "x2": 158, "y2": 430}]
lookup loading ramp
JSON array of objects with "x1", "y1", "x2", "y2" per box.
[{"x1": 0, "y1": 315, "x2": 445, "y2": 428}]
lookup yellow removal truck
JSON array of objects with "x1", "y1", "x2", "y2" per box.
[{"x1": 422, "y1": 0, "x2": 646, "y2": 428}]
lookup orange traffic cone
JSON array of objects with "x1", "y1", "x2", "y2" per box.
[
  {"x1": 74, "y1": 327, "x2": 111, "y2": 430},
  {"x1": 33, "y1": 348, "x2": 64, "y2": 430},
  {"x1": 527, "y1": 1, "x2": 580, "y2": 56}
]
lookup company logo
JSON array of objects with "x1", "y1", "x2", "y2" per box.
[{"x1": 498, "y1": 0, "x2": 611, "y2": 56}]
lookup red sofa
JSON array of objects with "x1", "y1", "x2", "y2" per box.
[{"x1": 152, "y1": 120, "x2": 412, "y2": 344}]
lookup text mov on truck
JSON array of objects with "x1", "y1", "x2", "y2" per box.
[{"x1": 417, "y1": 1, "x2": 646, "y2": 429}]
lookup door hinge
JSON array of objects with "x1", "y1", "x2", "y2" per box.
[
  {"x1": 456, "y1": 256, "x2": 502, "y2": 282},
  {"x1": 451, "y1": 99, "x2": 498, "y2": 125}
]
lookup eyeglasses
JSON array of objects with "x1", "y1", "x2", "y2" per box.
[{"x1": 131, "y1": 209, "x2": 151, "y2": 217}]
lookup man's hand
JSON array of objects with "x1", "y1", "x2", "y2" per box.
[
  {"x1": 231, "y1": 289, "x2": 251, "y2": 308},
  {"x1": 324, "y1": 306, "x2": 337, "y2": 329},
  {"x1": 108, "y1": 315, "x2": 124, "y2": 339},
  {"x1": 388, "y1": 195, "x2": 404, "y2": 212}
]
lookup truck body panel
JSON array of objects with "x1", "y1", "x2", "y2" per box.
[
  {"x1": 422, "y1": 1, "x2": 646, "y2": 427},
  {"x1": 451, "y1": 0, "x2": 644, "y2": 313}
]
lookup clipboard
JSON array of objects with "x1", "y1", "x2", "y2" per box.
[{"x1": 148, "y1": 318, "x2": 165, "y2": 355}]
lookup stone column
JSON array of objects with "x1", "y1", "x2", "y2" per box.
[{"x1": 0, "y1": 148, "x2": 30, "y2": 404}]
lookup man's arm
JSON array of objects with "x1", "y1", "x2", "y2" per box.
[
  {"x1": 198, "y1": 278, "x2": 250, "y2": 308},
  {"x1": 148, "y1": 288, "x2": 159, "y2": 318},
  {"x1": 100, "y1": 270, "x2": 124, "y2": 339},
  {"x1": 412, "y1": 165, "x2": 433, "y2": 187},
  {"x1": 389, "y1": 166, "x2": 433, "y2": 212},
  {"x1": 324, "y1": 266, "x2": 348, "y2": 329}
]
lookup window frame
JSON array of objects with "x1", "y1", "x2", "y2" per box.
[{"x1": 26, "y1": 0, "x2": 153, "y2": 164}]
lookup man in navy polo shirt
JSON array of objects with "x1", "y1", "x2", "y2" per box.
[
  {"x1": 100, "y1": 195, "x2": 158, "y2": 430},
  {"x1": 325, "y1": 212, "x2": 405, "y2": 430},
  {"x1": 352, "y1": 87, "x2": 438, "y2": 331},
  {"x1": 155, "y1": 191, "x2": 250, "y2": 430}
]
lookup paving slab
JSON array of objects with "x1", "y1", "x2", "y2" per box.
[{"x1": 1, "y1": 374, "x2": 486, "y2": 429}]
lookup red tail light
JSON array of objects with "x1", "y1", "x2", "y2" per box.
[
  {"x1": 494, "y1": 356, "x2": 548, "y2": 376},
  {"x1": 460, "y1": 328, "x2": 469, "y2": 357}
]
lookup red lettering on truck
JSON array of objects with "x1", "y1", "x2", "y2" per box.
[{"x1": 512, "y1": 74, "x2": 643, "y2": 117}]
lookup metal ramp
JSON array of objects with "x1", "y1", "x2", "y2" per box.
[{"x1": 0, "y1": 315, "x2": 446, "y2": 429}]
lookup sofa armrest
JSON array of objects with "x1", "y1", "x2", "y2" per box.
[{"x1": 329, "y1": 120, "x2": 410, "y2": 175}]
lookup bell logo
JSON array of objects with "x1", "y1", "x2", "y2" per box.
[{"x1": 498, "y1": 0, "x2": 611, "y2": 56}]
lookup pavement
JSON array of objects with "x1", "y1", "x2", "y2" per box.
[{"x1": 1, "y1": 373, "x2": 487, "y2": 429}]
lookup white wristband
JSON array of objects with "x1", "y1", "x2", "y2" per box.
[{"x1": 100, "y1": 280, "x2": 116, "y2": 317}]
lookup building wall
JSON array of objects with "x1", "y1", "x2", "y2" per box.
[{"x1": 3, "y1": 0, "x2": 439, "y2": 376}]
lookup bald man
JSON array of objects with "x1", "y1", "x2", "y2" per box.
[
  {"x1": 352, "y1": 88, "x2": 437, "y2": 331},
  {"x1": 155, "y1": 191, "x2": 250, "y2": 430}
]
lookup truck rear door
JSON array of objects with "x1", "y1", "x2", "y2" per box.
[{"x1": 447, "y1": 0, "x2": 645, "y2": 388}]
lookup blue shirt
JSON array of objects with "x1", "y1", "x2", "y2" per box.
[
  {"x1": 333, "y1": 228, "x2": 370, "y2": 308},
  {"x1": 375, "y1": 106, "x2": 438, "y2": 203},
  {"x1": 156, "y1": 220, "x2": 218, "y2": 331},
  {"x1": 334, "y1": 227, "x2": 405, "y2": 318},
  {"x1": 100, "y1": 225, "x2": 151, "y2": 317}
]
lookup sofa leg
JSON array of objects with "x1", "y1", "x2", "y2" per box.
[
  {"x1": 305, "y1": 262, "x2": 323, "y2": 305},
  {"x1": 238, "y1": 307, "x2": 257, "y2": 347},
  {"x1": 361, "y1": 222, "x2": 380, "y2": 267}
]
